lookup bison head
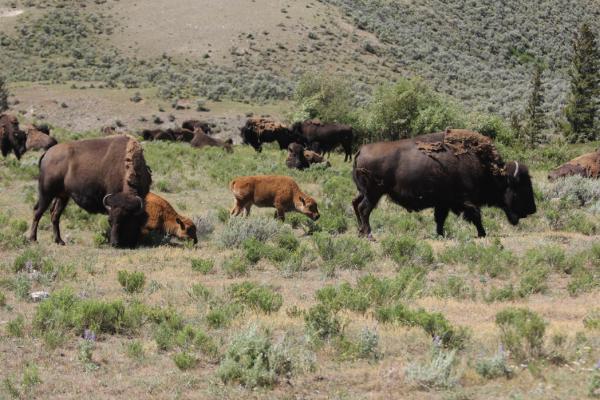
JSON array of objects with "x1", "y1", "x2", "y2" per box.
[
  {"x1": 297, "y1": 195, "x2": 320, "y2": 221},
  {"x1": 175, "y1": 217, "x2": 198, "y2": 244},
  {"x1": 1, "y1": 116, "x2": 27, "y2": 159},
  {"x1": 240, "y1": 125, "x2": 262, "y2": 152},
  {"x1": 103, "y1": 193, "x2": 147, "y2": 248},
  {"x1": 502, "y1": 161, "x2": 536, "y2": 225}
]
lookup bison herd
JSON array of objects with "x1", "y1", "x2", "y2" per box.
[{"x1": 1, "y1": 110, "x2": 599, "y2": 248}]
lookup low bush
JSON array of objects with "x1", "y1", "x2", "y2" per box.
[
  {"x1": 334, "y1": 327, "x2": 381, "y2": 361},
  {"x1": 190, "y1": 258, "x2": 214, "y2": 274},
  {"x1": 517, "y1": 264, "x2": 549, "y2": 298},
  {"x1": 7, "y1": 315, "x2": 25, "y2": 338},
  {"x1": 314, "y1": 233, "x2": 373, "y2": 274},
  {"x1": 0, "y1": 291, "x2": 5, "y2": 307},
  {"x1": 483, "y1": 284, "x2": 517, "y2": 303},
  {"x1": 206, "y1": 303, "x2": 243, "y2": 329},
  {"x1": 173, "y1": 352, "x2": 197, "y2": 370},
  {"x1": 228, "y1": 282, "x2": 283, "y2": 314},
  {"x1": 405, "y1": 347, "x2": 460, "y2": 390},
  {"x1": 439, "y1": 239, "x2": 514, "y2": 278},
  {"x1": 381, "y1": 236, "x2": 434, "y2": 267},
  {"x1": 475, "y1": 347, "x2": 513, "y2": 379},
  {"x1": 217, "y1": 325, "x2": 292, "y2": 388},
  {"x1": 13, "y1": 247, "x2": 44, "y2": 273},
  {"x1": 432, "y1": 276, "x2": 476, "y2": 300},
  {"x1": 126, "y1": 340, "x2": 144, "y2": 360},
  {"x1": 219, "y1": 217, "x2": 282, "y2": 248},
  {"x1": 496, "y1": 308, "x2": 546, "y2": 361},
  {"x1": 222, "y1": 255, "x2": 249, "y2": 278},
  {"x1": 117, "y1": 271, "x2": 146, "y2": 294},
  {"x1": 305, "y1": 304, "x2": 342, "y2": 340},
  {"x1": 583, "y1": 309, "x2": 600, "y2": 330}
]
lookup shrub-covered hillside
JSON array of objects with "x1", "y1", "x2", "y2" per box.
[{"x1": 322, "y1": 0, "x2": 600, "y2": 117}]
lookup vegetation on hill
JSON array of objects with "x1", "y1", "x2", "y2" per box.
[{"x1": 321, "y1": 0, "x2": 600, "y2": 118}]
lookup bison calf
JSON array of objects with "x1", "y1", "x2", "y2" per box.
[
  {"x1": 229, "y1": 175, "x2": 319, "y2": 221},
  {"x1": 142, "y1": 193, "x2": 197, "y2": 243}
]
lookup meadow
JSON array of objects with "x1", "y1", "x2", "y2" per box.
[{"x1": 1, "y1": 131, "x2": 599, "y2": 399}]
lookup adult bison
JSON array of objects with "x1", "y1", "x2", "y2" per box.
[
  {"x1": 548, "y1": 149, "x2": 600, "y2": 180},
  {"x1": 141, "y1": 129, "x2": 176, "y2": 142},
  {"x1": 240, "y1": 117, "x2": 300, "y2": 152},
  {"x1": 352, "y1": 129, "x2": 536, "y2": 239},
  {"x1": 190, "y1": 129, "x2": 233, "y2": 152},
  {"x1": 286, "y1": 143, "x2": 330, "y2": 170},
  {"x1": 290, "y1": 120, "x2": 353, "y2": 162},
  {"x1": 0, "y1": 114, "x2": 27, "y2": 160},
  {"x1": 182, "y1": 120, "x2": 212, "y2": 135},
  {"x1": 25, "y1": 125, "x2": 57, "y2": 151},
  {"x1": 29, "y1": 135, "x2": 152, "y2": 248}
]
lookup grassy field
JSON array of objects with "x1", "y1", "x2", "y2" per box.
[{"x1": 1, "y1": 130, "x2": 599, "y2": 399}]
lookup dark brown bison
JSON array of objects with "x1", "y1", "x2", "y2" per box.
[
  {"x1": 141, "y1": 129, "x2": 175, "y2": 141},
  {"x1": 240, "y1": 117, "x2": 301, "y2": 152},
  {"x1": 182, "y1": 120, "x2": 212, "y2": 135},
  {"x1": 25, "y1": 125, "x2": 57, "y2": 151},
  {"x1": 290, "y1": 120, "x2": 353, "y2": 162},
  {"x1": 548, "y1": 150, "x2": 600, "y2": 181},
  {"x1": 352, "y1": 129, "x2": 536, "y2": 239},
  {"x1": 0, "y1": 114, "x2": 27, "y2": 160},
  {"x1": 170, "y1": 127, "x2": 195, "y2": 142},
  {"x1": 191, "y1": 129, "x2": 233, "y2": 152},
  {"x1": 286, "y1": 143, "x2": 331, "y2": 170},
  {"x1": 29, "y1": 135, "x2": 152, "y2": 248}
]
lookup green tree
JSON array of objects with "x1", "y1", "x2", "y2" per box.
[
  {"x1": 524, "y1": 65, "x2": 546, "y2": 147},
  {"x1": 0, "y1": 76, "x2": 9, "y2": 113},
  {"x1": 565, "y1": 23, "x2": 600, "y2": 142},
  {"x1": 292, "y1": 73, "x2": 356, "y2": 124}
]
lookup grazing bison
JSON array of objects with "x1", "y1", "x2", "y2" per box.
[
  {"x1": 290, "y1": 120, "x2": 353, "y2": 162},
  {"x1": 29, "y1": 135, "x2": 152, "y2": 248},
  {"x1": 182, "y1": 120, "x2": 212, "y2": 135},
  {"x1": 286, "y1": 143, "x2": 331, "y2": 170},
  {"x1": 142, "y1": 192, "x2": 197, "y2": 244},
  {"x1": 229, "y1": 175, "x2": 320, "y2": 221},
  {"x1": 548, "y1": 150, "x2": 600, "y2": 181},
  {"x1": 25, "y1": 125, "x2": 57, "y2": 151},
  {"x1": 190, "y1": 129, "x2": 233, "y2": 152},
  {"x1": 352, "y1": 129, "x2": 536, "y2": 239},
  {"x1": 0, "y1": 114, "x2": 27, "y2": 160},
  {"x1": 170, "y1": 127, "x2": 195, "y2": 142},
  {"x1": 240, "y1": 117, "x2": 300, "y2": 152},
  {"x1": 141, "y1": 129, "x2": 175, "y2": 141}
]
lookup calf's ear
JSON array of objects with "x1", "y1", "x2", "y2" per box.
[
  {"x1": 176, "y1": 218, "x2": 185, "y2": 230},
  {"x1": 300, "y1": 197, "x2": 306, "y2": 206}
]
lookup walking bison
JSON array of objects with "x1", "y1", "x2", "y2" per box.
[
  {"x1": 352, "y1": 129, "x2": 536, "y2": 239},
  {"x1": 240, "y1": 117, "x2": 300, "y2": 152},
  {"x1": 290, "y1": 120, "x2": 353, "y2": 162},
  {"x1": 29, "y1": 135, "x2": 152, "y2": 248}
]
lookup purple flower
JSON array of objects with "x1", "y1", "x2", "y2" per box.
[
  {"x1": 83, "y1": 329, "x2": 96, "y2": 341},
  {"x1": 433, "y1": 335, "x2": 442, "y2": 347}
]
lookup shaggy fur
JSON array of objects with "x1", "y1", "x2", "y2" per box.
[
  {"x1": 548, "y1": 150, "x2": 600, "y2": 180},
  {"x1": 229, "y1": 175, "x2": 320, "y2": 221},
  {"x1": 142, "y1": 193, "x2": 197, "y2": 243},
  {"x1": 0, "y1": 113, "x2": 26, "y2": 159},
  {"x1": 240, "y1": 117, "x2": 300, "y2": 152},
  {"x1": 25, "y1": 125, "x2": 57, "y2": 151}
]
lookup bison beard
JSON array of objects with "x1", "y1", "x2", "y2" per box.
[
  {"x1": 29, "y1": 135, "x2": 152, "y2": 248},
  {"x1": 352, "y1": 130, "x2": 536, "y2": 239}
]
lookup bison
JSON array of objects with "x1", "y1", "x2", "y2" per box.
[
  {"x1": 240, "y1": 117, "x2": 301, "y2": 152},
  {"x1": 548, "y1": 149, "x2": 600, "y2": 181},
  {"x1": 290, "y1": 120, "x2": 353, "y2": 162},
  {"x1": 229, "y1": 175, "x2": 320, "y2": 221},
  {"x1": 190, "y1": 129, "x2": 233, "y2": 152},
  {"x1": 286, "y1": 143, "x2": 331, "y2": 170},
  {"x1": 170, "y1": 127, "x2": 195, "y2": 142},
  {"x1": 141, "y1": 129, "x2": 175, "y2": 142},
  {"x1": 352, "y1": 129, "x2": 536, "y2": 239},
  {"x1": 0, "y1": 114, "x2": 27, "y2": 160},
  {"x1": 29, "y1": 135, "x2": 152, "y2": 248},
  {"x1": 182, "y1": 119, "x2": 212, "y2": 135},
  {"x1": 25, "y1": 125, "x2": 57, "y2": 151},
  {"x1": 142, "y1": 192, "x2": 197, "y2": 244}
]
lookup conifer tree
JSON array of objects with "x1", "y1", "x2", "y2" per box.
[
  {"x1": 565, "y1": 23, "x2": 600, "y2": 142},
  {"x1": 525, "y1": 65, "x2": 545, "y2": 146},
  {"x1": 0, "y1": 76, "x2": 9, "y2": 113}
]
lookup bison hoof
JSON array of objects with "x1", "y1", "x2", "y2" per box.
[{"x1": 55, "y1": 239, "x2": 66, "y2": 246}]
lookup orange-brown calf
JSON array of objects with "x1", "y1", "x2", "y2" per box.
[
  {"x1": 143, "y1": 192, "x2": 197, "y2": 243},
  {"x1": 229, "y1": 175, "x2": 320, "y2": 221}
]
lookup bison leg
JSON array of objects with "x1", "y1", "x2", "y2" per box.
[
  {"x1": 230, "y1": 199, "x2": 244, "y2": 217},
  {"x1": 29, "y1": 194, "x2": 55, "y2": 242},
  {"x1": 274, "y1": 207, "x2": 286, "y2": 221},
  {"x1": 462, "y1": 204, "x2": 486, "y2": 238},
  {"x1": 50, "y1": 195, "x2": 69, "y2": 245},
  {"x1": 357, "y1": 194, "x2": 380, "y2": 239},
  {"x1": 244, "y1": 204, "x2": 252, "y2": 216},
  {"x1": 434, "y1": 207, "x2": 449, "y2": 237},
  {"x1": 352, "y1": 193, "x2": 365, "y2": 229}
]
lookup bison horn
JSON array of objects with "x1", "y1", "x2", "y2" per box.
[
  {"x1": 103, "y1": 193, "x2": 113, "y2": 211},
  {"x1": 513, "y1": 161, "x2": 519, "y2": 178}
]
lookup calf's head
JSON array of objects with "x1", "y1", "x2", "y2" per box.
[
  {"x1": 103, "y1": 193, "x2": 147, "y2": 248},
  {"x1": 175, "y1": 217, "x2": 198, "y2": 244},
  {"x1": 502, "y1": 161, "x2": 536, "y2": 225},
  {"x1": 295, "y1": 195, "x2": 320, "y2": 221}
]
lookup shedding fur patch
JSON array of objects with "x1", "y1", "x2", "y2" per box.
[
  {"x1": 417, "y1": 129, "x2": 505, "y2": 175},
  {"x1": 247, "y1": 117, "x2": 287, "y2": 134},
  {"x1": 123, "y1": 136, "x2": 151, "y2": 196}
]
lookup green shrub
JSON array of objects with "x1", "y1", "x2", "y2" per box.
[
  {"x1": 517, "y1": 265, "x2": 549, "y2": 298},
  {"x1": 583, "y1": 309, "x2": 600, "y2": 330},
  {"x1": 483, "y1": 284, "x2": 516, "y2": 303},
  {"x1": 222, "y1": 255, "x2": 249, "y2": 278},
  {"x1": 188, "y1": 283, "x2": 212, "y2": 302},
  {"x1": 567, "y1": 268, "x2": 598, "y2": 296},
  {"x1": 217, "y1": 325, "x2": 291, "y2": 388},
  {"x1": 305, "y1": 304, "x2": 342, "y2": 340},
  {"x1": 126, "y1": 340, "x2": 144, "y2": 360},
  {"x1": 381, "y1": 235, "x2": 434, "y2": 267},
  {"x1": 190, "y1": 258, "x2": 214, "y2": 274},
  {"x1": 117, "y1": 271, "x2": 146, "y2": 294},
  {"x1": 439, "y1": 239, "x2": 514, "y2": 278},
  {"x1": 496, "y1": 308, "x2": 546, "y2": 361},
  {"x1": 475, "y1": 348, "x2": 513, "y2": 379},
  {"x1": 21, "y1": 362, "x2": 41, "y2": 392},
  {"x1": 314, "y1": 233, "x2": 373, "y2": 273},
  {"x1": 590, "y1": 370, "x2": 600, "y2": 398},
  {"x1": 13, "y1": 247, "x2": 44, "y2": 273},
  {"x1": 432, "y1": 276, "x2": 476, "y2": 300},
  {"x1": 7, "y1": 315, "x2": 25, "y2": 338},
  {"x1": 334, "y1": 327, "x2": 381, "y2": 361},
  {"x1": 0, "y1": 291, "x2": 6, "y2": 307},
  {"x1": 228, "y1": 282, "x2": 283, "y2": 314},
  {"x1": 206, "y1": 303, "x2": 243, "y2": 329},
  {"x1": 14, "y1": 275, "x2": 31, "y2": 300},
  {"x1": 375, "y1": 303, "x2": 468, "y2": 349},
  {"x1": 405, "y1": 347, "x2": 460, "y2": 389},
  {"x1": 219, "y1": 217, "x2": 282, "y2": 248},
  {"x1": 173, "y1": 352, "x2": 197, "y2": 370}
]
